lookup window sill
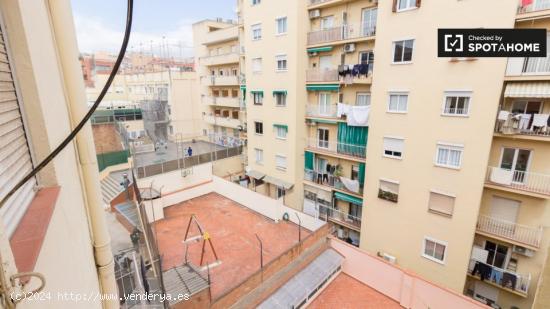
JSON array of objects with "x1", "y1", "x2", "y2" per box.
[
  {"x1": 10, "y1": 187, "x2": 60, "y2": 278},
  {"x1": 255, "y1": 133, "x2": 264, "y2": 136},
  {"x1": 383, "y1": 154, "x2": 403, "y2": 160},
  {"x1": 386, "y1": 110, "x2": 408, "y2": 114},
  {"x1": 396, "y1": 7, "x2": 419, "y2": 13},
  {"x1": 421, "y1": 254, "x2": 446, "y2": 265},
  {"x1": 276, "y1": 167, "x2": 287, "y2": 172},
  {"x1": 276, "y1": 137, "x2": 287, "y2": 141},
  {"x1": 441, "y1": 113, "x2": 469, "y2": 118},
  {"x1": 428, "y1": 209, "x2": 453, "y2": 218},
  {"x1": 275, "y1": 33, "x2": 287, "y2": 37},
  {"x1": 276, "y1": 70, "x2": 288, "y2": 73},
  {"x1": 434, "y1": 163, "x2": 461, "y2": 171},
  {"x1": 391, "y1": 61, "x2": 413, "y2": 65}
]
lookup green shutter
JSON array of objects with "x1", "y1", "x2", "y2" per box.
[
  {"x1": 251, "y1": 90, "x2": 264, "y2": 96},
  {"x1": 304, "y1": 151, "x2": 314, "y2": 170},
  {"x1": 273, "y1": 90, "x2": 287, "y2": 95},
  {"x1": 306, "y1": 84, "x2": 340, "y2": 91},
  {"x1": 273, "y1": 124, "x2": 288, "y2": 130},
  {"x1": 307, "y1": 46, "x2": 333, "y2": 53},
  {"x1": 358, "y1": 163, "x2": 365, "y2": 186},
  {"x1": 334, "y1": 192, "x2": 363, "y2": 205},
  {"x1": 337, "y1": 123, "x2": 368, "y2": 158}
]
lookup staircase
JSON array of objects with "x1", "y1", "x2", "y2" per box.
[{"x1": 101, "y1": 175, "x2": 123, "y2": 205}]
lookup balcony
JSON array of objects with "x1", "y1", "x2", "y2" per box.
[
  {"x1": 204, "y1": 115, "x2": 242, "y2": 129},
  {"x1": 200, "y1": 52, "x2": 239, "y2": 66},
  {"x1": 318, "y1": 204, "x2": 361, "y2": 231},
  {"x1": 203, "y1": 26, "x2": 239, "y2": 45},
  {"x1": 517, "y1": 0, "x2": 550, "y2": 15},
  {"x1": 306, "y1": 104, "x2": 338, "y2": 119},
  {"x1": 468, "y1": 259, "x2": 531, "y2": 297},
  {"x1": 506, "y1": 57, "x2": 550, "y2": 79},
  {"x1": 485, "y1": 166, "x2": 550, "y2": 197},
  {"x1": 306, "y1": 138, "x2": 366, "y2": 160},
  {"x1": 306, "y1": 64, "x2": 373, "y2": 84},
  {"x1": 201, "y1": 75, "x2": 239, "y2": 86},
  {"x1": 476, "y1": 214, "x2": 543, "y2": 249},
  {"x1": 304, "y1": 169, "x2": 364, "y2": 196},
  {"x1": 203, "y1": 96, "x2": 240, "y2": 108},
  {"x1": 495, "y1": 111, "x2": 550, "y2": 139},
  {"x1": 307, "y1": 23, "x2": 375, "y2": 46},
  {"x1": 306, "y1": 69, "x2": 339, "y2": 82}
]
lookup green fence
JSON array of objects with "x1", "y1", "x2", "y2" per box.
[{"x1": 97, "y1": 149, "x2": 130, "y2": 171}]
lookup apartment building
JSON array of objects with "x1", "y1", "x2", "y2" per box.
[
  {"x1": 193, "y1": 19, "x2": 247, "y2": 151},
  {"x1": 0, "y1": 0, "x2": 117, "y2": 307}
]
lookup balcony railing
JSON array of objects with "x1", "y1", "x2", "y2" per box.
[
  {"x1": 476, "y1": 214, "x2": 543, "y2": 248},
  {"x1": 518, "y1": 0, "x2": 550, "y2": 13},
  {"x1": 306, "y1": 138, "x2": 366, "y2": 159},
  {"x1": 304, "y1": 169, "x2": 363, "y2": 195},
  {"x1": 203, "y1": 96, "x2": 240, "y2": 108},
  {"x1": 306, "y1": 64, "x2": 373, "y2": 83},
  {"x1": 522, "y1": 56, "x2": 550, "y2": 74},
  {"x1": 204, "y1": 115, "x2": 242, "y2": 129},
  {"x1": 203, "y1": 26, "x2": 239, "y2": 45},
  {"x1": 486, "y1": 166, "x2": 550, "y2": 195},
  {"x1": 307, "y1": 23, "x2": 376, "y2": 45},
  {"x1": 306, "y1": 104, "x2": 338, "y2": 118},
  {"x1": 468, "y1": 259, "x2": 531, "y2": 295},
  {"x1": 318, "y1": 204, "x2": 361, "y2": 229},
  {"x1": 309, "y1": 0, "x2": 333, "y2": 6},
  {"x1": 495, "y1": 111, "x2": 550, "y2": 137},
  {"x1": 306, "y1": 69, "x2": 339, "y2": 82},
  {"x1": 200, "y1": 52, "x2": 239, "y2": 66},
  {"x1": 201, "y1": 75, "x2": 239, "y2": 86}
]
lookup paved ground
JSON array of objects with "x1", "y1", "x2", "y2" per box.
[
  {"x1": 105, "y1": 210, "x2": 133, "y2": 254},
  {"x1": 308, "y1": 273, "x2": 402, "y2": 309},
  {"x1": 153, "y1": 192, "x2": 308, "y2": 299},
  {"x1": 133, "y1": 140, "x2": 226, "y2": 167}
]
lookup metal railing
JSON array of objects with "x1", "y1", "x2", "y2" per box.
[
  {"x1": 486, "y1": 166, "x2": 550, "y2": 195},
  {"x1": 307, "y1": 23, "x2": 376, "y2": 45},
  {"x1": 306, "y1": 138, "x2": 366, "y2": 159},
  {"x1": 476, "y1": 214, "x2": 543, "y2": 248},
  {"x1": 518, "y1": 0, "x2": 550, "y2": 13},
  {"x1": 304, "y1": 169, "x2": 363, "y2": 195},
  {"x1": 306, "y1": 104, "x2": 338, "y2": 118},
  {"x1": 203, "y1": 96, "x2": 241, "y2": 108},
  {"x1": 200, "y1": 75, "x2": 240, "y2": 86},
  {"x1": 468, "y1": 258, "x2": 531, "y2": 295},
  {"x1": 135, "y1": 146, "x2": 243, "y2": 178},
  {"x1": 495, "y1": 112, "x2": 550, "y2": 137},
  {"x1": 200, "y1": 52, "x2": 239, "y2": 66},
  {"x1": 318, "y1": 204, "x2": 361, "y2": 229},
  {"x1": 306, "y1": 69, "x2": 339, "y2": 82}
]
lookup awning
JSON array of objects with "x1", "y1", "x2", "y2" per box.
[
  {"x1": 306, "y1": 84, "x2": 340, "y2": 92},
  {"x1": 273, "y1": 90, "x2": 287, "y2": 95},
  {"x1": 334, "y1": 191, "x2": 363, "y2": 205},
  {"x1": 310, "y1": 119, "x2": 338, "y2": 124},
  {"x1": 247, "y1": 169, "x2": 265, "y2": 180},
  {"x1": 240, "y1": 85, "x2": 246, "y2": 90},
  {"x1": 251, "y1": 90, "x2": 264, "y2": 96},
  {"x1": 263, "y1": 175, "x2": 293, "y2": 190},
  {"x1": 504, "y1": 82, "x2": 550, "y2": 98},
  {"x1": 273, "y1": 124, "x2": 288, "y2": 130},
  {"x1": 307, "y1": 46, "x2": 333, "y2": 53}
]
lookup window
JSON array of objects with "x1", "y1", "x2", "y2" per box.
[
  {"x1": 435, "y1": 143, "x2": 463, "y2": 169},
  {"x1": 252, "y1": 92, "x2": 263, "y2": 105},
  {"x1": 254, "y1": 121, "x2": 263, "y2": 135},
  {"x1": 276, "y1": 54, "x2": 288, "y2": 71},
  {"x1": 275, "y1": 154, "x2": 287, "y2": 170},
  {"x1": 276, "y1": 17, "x2": 287, "y2": 35},
  {"x1": 275, "y1": 125, "x2": 288, "y2": 139},
  {"x1": 356, "y1": 93, "x2": 371, "y2": 106},
  {"x1": 255, "y1": 148, "x2": 263, "y2": 164},
  {"x1": 428, "y1": 191, "x2": 455, "y2": 217},
  {"x1": 443, "y1": 91, "x2": 471, "y2": 116},
  {"x1": 392, "y1": 40, "x2": 414, "y2": 63},
  {"x1": 320, "y1": 16, "x2": 334, "y2": 30},
  {"x1": 397, "y1": 0, "x2": 417, "y2": 11},
  {"x1": 317, "y1": 128, "x2": 329, "y2": 148},
  {"x1": 378, "y1": 179, "x2": 399, "y2": 203},
  {"x1": 351, "y1": 165, "x2": 359, "y2": 181},
  {"x1": 383, "y1": 137, "x2": 404, "y2": 159},
  {"x1": 252, "y1": 0, "x2": 261, "y2": 5},
  {"x1": 252, "y1": 24, "x2": 262, "y2": 40},
  {"x1": 388, "y1": 93, "x2": 408, "y2": 113},
  {"x1": 318, "y1": 92, "x2": 332, "y2": 115},
  {"x1": 252, "y1": 57, "x2": 262, "y2": 73},
  {"x1": 422, "y1": 237, "x2": 447, "y2": 264},
  {"x1": 274, "y1": 92, "x2": 287, "y2": 106}
]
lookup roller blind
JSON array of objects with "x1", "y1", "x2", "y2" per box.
[
  {"x1": 428, "y1": 192, "x2": 455, "y2": 216},
  {"x1": 0, "y1": 26, "x2": 36, "y2": 237},
  {"x1": 383, "y1": 137, "x2": 404, "y2": 152},
  {"x1": 379, "y1": 180, "x2": 399, "y2": 194}
]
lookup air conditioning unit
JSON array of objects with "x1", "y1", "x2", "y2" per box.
[
  {"x1": 513, "y1": 245, "x2": 535, "y2": 257},
  {"x1": 381, "y1": 253, "x2": 397, "y2": 264},
  {"x1": 306, "y1": 119, "x2": 316, "y2": 126},
  {"x1": 309, "y1": 9, "x2": 321, "y2": 19},
  {"x1": 344, "y1": 43, "x2": 356, "y2": 53}
]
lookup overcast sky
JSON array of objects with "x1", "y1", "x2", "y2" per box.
[{"x1": 71, "y1": 0, "x2": 237, "y2": 57}]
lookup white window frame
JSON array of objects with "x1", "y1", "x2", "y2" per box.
[
  {"x1": 275, "y1": 154, "x2": 287, "y2": 170},
  {"x1": 252, "y1": 57, "x2": 262, "y2": 73},
  {"x1": 392, "y1": 39, "x2": 415, "y2": 64},
  {"x1": 274, "y1": 92, "x2": 287, "y2": 107},
  {"x1": 435, "y1": 142, "x2": 464, "y2": 169},
  {"x1": 387, "y1": 92, "x2": 409, "y2": 113},
  {"x1": 383, "y1": 136, "x2": 404, "y2": 159},
  {"x1": 276, "y1": 54, "x2": 288, "y2": 72},
  {"x1": 442, "y1": 91, "x2": 472, "y2": 117},
  {"x1": 251, "y1": 23, "x2": 262, "y2": 41},
  {"x1": 397, "y1": 0, "x2": 418, "y2": 12},
  {"x1": 356, "y1": 92, "x2": 371, "y2": 106},
  {"x1": 275, "y1": 125, "x2": 288, "y2": 140},
  {"x1": 275, "y1": 16, "x2": 288, "y2": 35},
  {"x1": 422, "y1": 237, "x2": 447, "y2": 265},
  {"x1": 255, "y1": 148, "x2": 263, "y2": 164}
]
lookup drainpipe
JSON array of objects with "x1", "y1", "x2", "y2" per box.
[{"x1": 45, "y1": 0, "x2": 118, "y2": 307}]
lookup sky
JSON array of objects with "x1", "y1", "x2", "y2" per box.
[{"x1": 71, "y1": 0, "x2": 237, "y2": 58}]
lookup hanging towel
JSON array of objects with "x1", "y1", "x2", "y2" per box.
[
  {"x1": 498, "y1": 110, "x2": 510, "y2": 121},
  {"x1": 337, "y1": 103, "x2": 351, "y2": 117},
  {"x1": 490, "y1": 168, "x2": 513, "y2": 186},
  {"x1": 531, "y1": 114, "x2": 549, "y2": 129},
  {"x1": 347, "y1": 105, "x2": 370, "y2": 127},
  {"x1": 519, "y1": 114, "x2": 531, "y2": 130},
  {"x1": 340, "y1": 177, "x2": 360, "y2": 193}
]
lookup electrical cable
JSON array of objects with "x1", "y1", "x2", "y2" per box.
[{"x1": 0, "y1": 0, "x2": 133, "y2": 210}]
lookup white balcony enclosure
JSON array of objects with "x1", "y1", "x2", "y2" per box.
[
  {"x1": 204, "y1": 115, "x2": 242, "y2": 129},
  {"x1": 476, "y1": 214, "x2": 543, "y2": 248},
  {"x1": 203, "y1": 96, "x2": 240, "y2": 108},
  {"x1": 201, "y1": 75, "x2": 239, "y2": 86},
  {"x1": 306, "y1": 104, "x2": 338, "y2": 118},
  {"x1": 203, "y1": 26, "x2": 239, "y2": 45},
  {"x1": 486, "y1": 166, "x2": 550, "y2": 196},
  {"x1": 200, "y1": 52, "x2": 240, "y2": 66},
  {"x1": 307, "y1": 22, "x2": 376, "y2": 46}
]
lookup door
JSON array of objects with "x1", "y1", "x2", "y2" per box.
[
  {"x1": 320, "y1": 16, "x2": 333, "y2": 30},
  {"x1": 319, "y1": 56, "x2": 332, "y2": 71},
  {"x1": 318, "y1": 93, "x2": 331, "y2": 116},
  {"x1": 361, "y1": 8, "x2": 377, "y2": 36},
  {"x1": 485, "y1": 241, "x2": 509, "y2": 269},
  {"x1": 500, "y1": 148, "x2": 531, "y2": 183},
  {"x1": 511, "y1": 101, "x2": 542, "y2": 114},
  {"x1": 317, "y1": 128, "x2": 329, "y2": 149},
  {"x1": 316, "y1": 158, "x2": 328, "y2": 177}
]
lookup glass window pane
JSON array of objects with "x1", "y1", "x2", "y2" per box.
[
  {"x1": 424, "y1": 240, "x2": 435, "y2": 256},
  {"x1": 403, "y1": 40, "x2": 414, "y2": 61},
  {"x1": 394, "y1": 42, "x2": 404, "y2": 62}
]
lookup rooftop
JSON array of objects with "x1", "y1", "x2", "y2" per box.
[
  {"x1": 308, "y1": 273, "x2": 402, "y2": 309},
  {"x1": 132, "y1": 140, "x2": 226, "y2": 168},
  {"x1": 153, "y1": 192, "x2": 310, "y2": 299}
]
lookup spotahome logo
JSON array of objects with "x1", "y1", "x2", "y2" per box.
[{"x1": 438, "y1": 29, "x2": 546, "y2": 57}]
